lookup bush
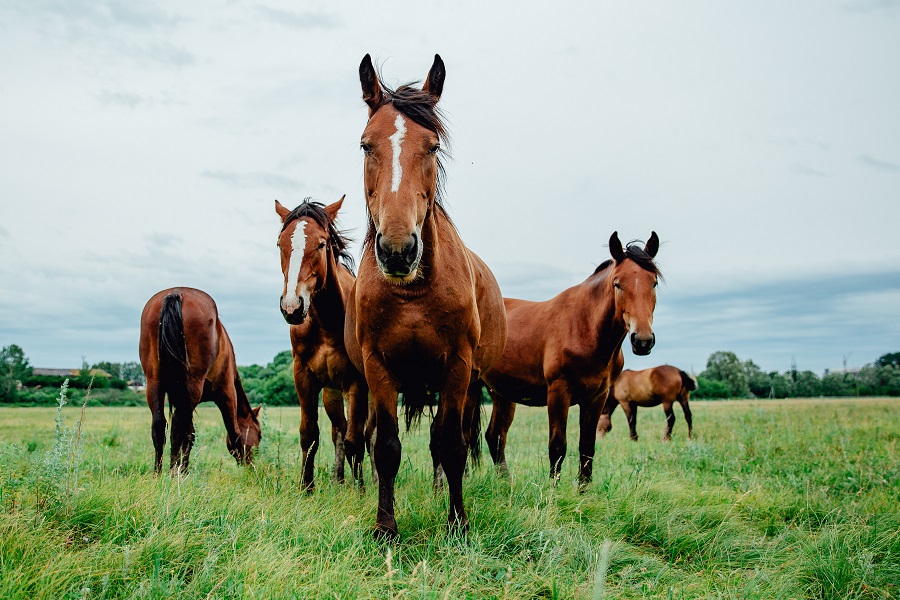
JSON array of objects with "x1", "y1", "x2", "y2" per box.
[{"x1": 693, "y1": 377, "x2": 731, "y2": 399}]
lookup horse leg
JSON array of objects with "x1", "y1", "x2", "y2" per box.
[
  {"x1": 322, "y1": 388, "x2": 348, "y2": 484},
  {"x1": 485, "y1": 392, "x2": 516, "y2": 477},
  {"x1": 622, "y1": 402, "x2": 639, "y2": 441},
  {"x1": 169, "y1": 379, "x2": 202, "y2": 473},
  {"x1": 596, "y1": 389, "x2": 618, "y2": 439},
  {"x1": 679, "y1": 393, "x2": 694, "y2": 439},
  {"x1": 462, "y1": 382, "x2": 483, "y2": 473},
  {"x1": 429, "y1": 416, "x2": 445, "y2": 491},
  {"x1": 343, "y1": 381, "x2": 369, "y2": 487},
  {"x1": 146, "y1": 377, "x2": 167, "y2": 474},
  {"x1": 366, "y1": 361, "x2": 401, "y2": 540},
  {"x1": 547, "y1": 381, "x2": 572, "y2": 482},
  {"x1": 662, "y1": 401, "x2": 676, "y2": 441},
  {"x1": 295, "y1": 372, "x2": 322, "y2": 492},
  {"x1": 578, "y1": 396, "x2": 602, "y2": 488},
  {"x1": 434, "y1": 358, "x2": 472, "y2": 534},
  {"x1": 364, "y1": 395, "x2": 378, "y2": 487}
]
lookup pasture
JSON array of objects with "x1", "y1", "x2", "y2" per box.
[{"x1": 1, "y1": 397, "x2": 898, "y2": 599}]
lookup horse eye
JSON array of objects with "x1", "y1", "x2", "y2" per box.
[
  {"x1": 318, "y1": 241, "x2": 326, "y2": 250},
  {"x1": 653, "y1": 280, "x2": 659, "y2": 288},
  {"x1": 428, "y1": 144, "x2": 440, "y2": 155},
  {"x1": 614, "y1": 281, "x2": 621, "y2": 290},
  {"x1": 360, "y1": 143, "x2": 372, "y2": 156}
]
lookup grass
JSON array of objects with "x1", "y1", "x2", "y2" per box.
[{"x1": 0, "y1": 396, "x2": 898, "y2": 598}]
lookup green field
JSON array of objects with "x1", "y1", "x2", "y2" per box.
[{"x1": 1, "y1": 396, "x2": 898, "y2": 599}]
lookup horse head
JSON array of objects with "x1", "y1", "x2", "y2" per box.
[
  {"x1": 275, "y1": 196, "x2": 347, "y2": 324},
  {"x1": 227, "y1": 405, "x2": 262, "y2": 465},
  {"x1": 609, "y1": 231, "x2": 661, "y2": 356},
  {"x1": 358, "y1": 54, "x2": 447, "y2": 284}
]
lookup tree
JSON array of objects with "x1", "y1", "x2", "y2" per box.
[
  {"x1": 744, "y1": 360, "x2": 771, "y2": 398},
  {"x1": 693, "y1": 377, "x2": 731, "y2": 399},
  {"x1": 121, "y1": 362, "x2": 145, "y2": 385},
  {"x1": 0, "y1": 344, "x2": 32, "y2": 402},
  {"x1": 793, "y1": 370, "x2": 821, "y2": 397},
  {"x1": 92, "y1": 361, "x2": 123, "y2": 379},
  {"x1": 875, "y1": 352, "x2": 900, "y2": 369},
  {"x1": 768, "y1": 372, "x2": 793, "y2": 398},
  {"x1": 702, "y1": 351, "x2": 750, "y2": 399}
]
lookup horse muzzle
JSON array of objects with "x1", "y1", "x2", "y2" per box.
[
  {"x1": 375, "y1": 231, "x2": 420, "y2": 279},
  {"x1": 630, "y1": 332, "x2": 655, "y2": 356},
  {"x1": 280, "y1": 297, "x2": 308, "y2": 325}
]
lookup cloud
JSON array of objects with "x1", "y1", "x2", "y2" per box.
[
  {"x1": 200, "y1": 169, "x2": 306, "y2": 192},
  {"x1": 254, "y1": 6, "x2": 342, "y2": 30},
  {"x1": 859, "y1": 154, "x2": 900, "y2": 172},
  {"x1": 791, "y1": 163, "x2": 829, "y2": 177},
  {"x1": 97, "y1": 89, "x2": 143, "y2": 108},
  {"x1": 841, "y1": 0, "x2": 900, "y2": 14}
]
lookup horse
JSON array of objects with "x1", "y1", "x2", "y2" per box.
[
  {"x1": 344, "y1": 54, "x2": 507, "y2": 540},
  {"x1": 275, "y1": 196, "x2": 368, "y2": 490},
  {"x1": 139, "y1": 287, "x2": 261, "y2": 473},
  {"x1": 483, "y1": 232, "x2": 661, "y2": 485},
  {"x1": 597, "y1": 354, "x2": 696, "y2": 441}
]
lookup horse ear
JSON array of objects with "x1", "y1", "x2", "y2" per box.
[
  {"x1": 644, "y1": 231, "x2": 659, "y2": 258},
  {"x1": 324, "y1": 195, "x2": 345, "y2": 222},
  {"x1": 252, "y1": 405, "x2": 261, "y2": 417},
  {"x1": 422, "y1": 54, "x2": 445, "y2": 101},
  {"x1": 359, "y1": 54, "x2": 383, "y2": 114},
  {"x1": 275, "y1": 199, "x2": 291, "y2": 222},
  {"x1": 609, "y1": 231, "x2": 625, "y2": 263}
]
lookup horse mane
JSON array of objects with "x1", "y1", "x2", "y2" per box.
[
  {"x1": 593, "y1": 240, "x2": 663, "y2": 279},
  {"x1": 363, "y1": 79, "x2": 452, "y2": 250},
  {"x1": 281, "y1": 199, "x2": 356, "y2": 275}
]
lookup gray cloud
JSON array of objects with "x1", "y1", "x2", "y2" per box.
[
  {"x1": 791, "y1": 163, "x2": 829, "y2": 177},
  {"x1": 841, "y1": 0, "x2": 900, "y2": 14},
  {"x1": 200, "y1": 169, "x2": 306, "y2": 192},
  {"x1": 254, "y1": 6, "x2": 342, "y2": 30},
  {"x1": 859, "y1": 154, "x2": 900, "y2": 172},
  {"x1": 97, "y1": 89, "x2": 143, "y2": 108}
]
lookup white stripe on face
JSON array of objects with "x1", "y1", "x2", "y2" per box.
[
  {"x1": 389, "y1": 114, "x2": 407, "y2": 192},
  {"x1": 282, "y1": 220, "x2": 307, "y2": 313}
]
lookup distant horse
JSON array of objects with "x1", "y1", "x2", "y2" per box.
[
  {"x1": 344, "y1": 54, "x2": 507, "y2": 540},
  {"x1": 598, "y1": 354, "x2": 696, "y2": 441},
  {"x1": 139, "y1": 287, "x2": 261, "y2": 473},
  {"x1": 483, "y1": 232, "x2": 661, "y2": 485},
  {"x1": 275, "y1": 196, "x2": 368, "y2": 490}
]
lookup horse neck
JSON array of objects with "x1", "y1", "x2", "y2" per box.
[
  {"x1": 232, "y1": 372, "x2": 255, "y2": 423},
  {"x1": 310, "y1": 251, "x2": 347, "y2": 333},
  {"x1": 582, "y1": 274, "x2": 628, "y2": 364},
  {"x1": 417, "y1": 205, "x2": 460, "y2": 280}
]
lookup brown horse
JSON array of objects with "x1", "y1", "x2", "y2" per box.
[
  {"x1": 598, "y1": 355, "x2": 696, "y2": 441},
  {"x1": 139, "y1": 287, "x2": 261, "y2": 473},
  {"x1": 483, "y1": 232, "x2": 661, "y2": 485},
  {"x1": 275, "y1": 196, "x2": 368, "y2": 490},
  {"x1": 344, "y1": 54, "x2": 507, "y2": 540}
]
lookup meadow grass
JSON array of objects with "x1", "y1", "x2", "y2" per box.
[{"x1": 0, "y1": 396, "x2": 898, "y2": 599}]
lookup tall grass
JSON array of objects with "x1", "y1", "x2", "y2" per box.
[{"x1": 0, "y1": 397, "x2": 898, "y2": 598}]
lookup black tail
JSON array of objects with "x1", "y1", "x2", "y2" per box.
[
  {"x1": 679, "y1": 370, "x2": 698, "y2": 391},
  {"x1": 402, "y1": 389, "x2": 435, "y2": 431},
  {"x1": 158, "y1": 293, "x2": 189, "y2": 410}
]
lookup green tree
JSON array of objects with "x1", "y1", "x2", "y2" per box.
[
  {"x1": 91, "y1": 361, "x2": 123, "y2": 379},
  {"x1": 121, "y1": 362, "x2": 145, "y2": 385},
  {"x1": 768, "y1": 372, "x2": 793, "y2": 398},
  {"x1": 875, "y1": 352, "x2": 900, "y2": 369},
  {"x1": 702, "y1": 351, "x2": 750, "y2": 399},
  {"x1": 693, "y1": 377, "x2": 730, "y2": 399},
  {"x1": 1, "y1": 344, "x2": 32, "y2": 402},
  {"x1": 821, "y1": 371, "x2": 855, "y2": 397},
  {"x1": 793, "y1": 370, "x2": 821, "y2": 397},
  {"x1": 744, "y1": 360, "x2": 771, "y2": 398}
]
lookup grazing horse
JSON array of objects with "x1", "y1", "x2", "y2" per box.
[
  {"x1": 344, "y1": 54, "x2": 507, "y2": 540},
  {"x1": 275, "y1": 196, "x2": 368, "y2": 489},
  {"x1": 598, "y1": 355, "x2": 696, "y2": 441},
  {"x1": 483, "y1": 232, "x2": 661, "y2": 485},
  {"x1": 139, "y1": 287, "x2": 261, "y2": 473}
]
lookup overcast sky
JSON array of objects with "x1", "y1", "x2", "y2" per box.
[{"x1": 1, "y1": 0, "x2": 898, "y2": 375}]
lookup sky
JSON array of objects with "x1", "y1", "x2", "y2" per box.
[{"x1": 1, "y1": 0, "x2": 898, "y2": 375}]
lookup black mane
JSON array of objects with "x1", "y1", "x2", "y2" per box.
[
  {"x1": 364, "y1": 80, "x2": 452, "y2": 250},
  {"x1": 594, "y1": 240, "x2": 663, "y2": 279},
  {"x1": 282, "y1": 199, "x2": 356, "y2": 274}
]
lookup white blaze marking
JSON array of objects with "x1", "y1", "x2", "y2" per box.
[
  {"x1": 389, "y1": 114, "x2": 406, "y2": 192},
  {"x1": 282, "y1": 221, "x2": 307, "y2": 313}
]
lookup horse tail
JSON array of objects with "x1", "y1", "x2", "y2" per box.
[
  {"x1": 679, "y1": 369, "x2": 698, "y2": 392},
  {"x1": 158, "y1": 292, "x2": 189, "y2": 412},
  {"x1": 402, "y1": 389, "x2": 433, "y2": 431}
]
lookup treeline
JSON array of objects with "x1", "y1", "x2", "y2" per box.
[
  {"x1": 694, "y1": 351, "x2": 900, "y2": 399},
  {"x1": 4, "y1": 343, "x2": 900, "y2": 406}
]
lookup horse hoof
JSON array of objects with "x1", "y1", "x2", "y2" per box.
[{"x1": 373, "y1": 521, "x2": 399, "y2": 542}]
